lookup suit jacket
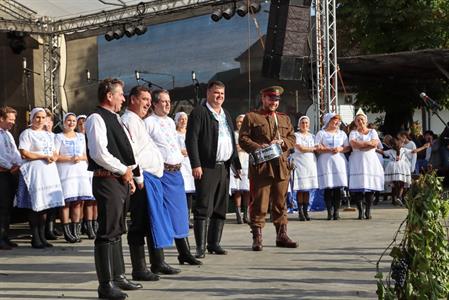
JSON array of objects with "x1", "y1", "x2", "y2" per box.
[
  {"x1": 186, "y1": 103, "x2": 241, "y2": 171},
  {"x1": 239, "y1": 109, "x2": 295, "y2": 180}
]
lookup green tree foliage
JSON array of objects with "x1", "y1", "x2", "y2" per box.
[{"x1": 336, "y1": 0, "x2": 449, "y2": 134}]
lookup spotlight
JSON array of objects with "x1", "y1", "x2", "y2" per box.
[
  {"x1": 113, "y1": 28, "x2": 124, "y2": 39},
  {"x1": 223, "y1": 7, "x2": 235, "y2": 20},
  {"x1": 236, "y1": 4, "x2": 248, "y2": 17},
  {"x1": 249, "y1": 2, "x2": 261, "y2": 14},
  {"x1": 124, "y1": 25, "x2": 135, "y2": 37},
  {"x1": 104, "y1": 30, "x2": 114, "y2": 41},
  {"x1": 211, "y1": 9, "x2": 223, "y2": 22},
  {"x1": 7, "y1": 31, "x2": 27, "y2": 54},
  {"x1": 135, "y1": 24, "x2": 147, "y2": 35}
]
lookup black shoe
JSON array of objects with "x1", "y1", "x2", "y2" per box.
[
  {"x1": 86, "y1": 220, "x2": 96, "y2": 239},
  {"x1": 45, "y1": 221, "x2": 58, "y2": 240},
  {"x1": 71, "y1": 223, "x2": 82, "y2": 243},
  {"x1": 175, "y1": 238, "x2": 203, "y2": 265},
  {"x1": 0, "y1": 239, "x2": 12, "y2": 250},
  {"x1": 302, "y1": 204, "x2": 311, "y2": 221},
  {"x1": 31, "y1": 225, "x2": 45, "y2": 249},
  {"x1": 149, "y1": 248, "x2": 181, "y2": 275},
  {"x1": 38, "y1": 224, "x2": 53, "y2": 247},
  {"x1": 207, "y1": 219, "x2": 227, "y2": 255},
  {"x1": 193, "y1": 219, "x2": 207, "y2": 259},
  {"x1": 5, "y1": 239, "x2": 18, "y2": 248}
]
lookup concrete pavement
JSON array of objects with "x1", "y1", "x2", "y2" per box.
[{"x1": 0, "y1": 204, "x2": 406, "y2": 300}]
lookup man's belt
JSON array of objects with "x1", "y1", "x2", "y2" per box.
[
  {"x1": 93, "y1": 169, "x2": 121, "y2": 178},
  {"x1": 164, "y1": 163, "x2": 181, "y2": 172}
]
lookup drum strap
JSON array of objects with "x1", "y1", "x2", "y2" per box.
[{"x1": 273, "y1": 113, "x2": 281, "y2": 141}]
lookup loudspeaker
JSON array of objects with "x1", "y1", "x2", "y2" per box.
[{"x1": 262, "y1": 0, "x2": 310, "y2": 80}]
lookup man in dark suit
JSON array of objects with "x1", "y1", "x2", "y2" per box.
[{"x1": 186, "y1": 80, "x2": 241, "y2": 258}]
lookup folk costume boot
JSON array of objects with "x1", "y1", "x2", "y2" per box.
[
  {"x1": 302, "y1": 204, "x2": 311, "y2": 221},
  {"x1": 86, "y1": 220, "x2": 97, "y2": 240},
  {"x1": 146, "y1": 235, "x2": 180, "y2": 275},
  {"x1": 332, "y1": 192, "x2": 341, "y2": 220},
  {"x1": 112, "y1": 238, "x2": 142, "y2": 290},
  {"x1": 71, "y1": 222, "x2": 82, "y2": 243},
  {"x1": 297, "y1": 207, "x2": 306, "y2": 221},
  {"x1": 365, "y1": 193, "x2": 373, "y2": 219},
  {"x1": 235, "y1": 207, "x2": 243, "y2": 224},
  {"x1": 45, "y1": 216, "x2": 58, "y2": 240},
  {"x1": 175, "y1": 238, "x2": 202, "y2": 265},
  {"x1": 275, "y1": 224, "x2": 298, "y2": 248},
  {"x1": 207, "y1": 218, "x2": 227, "y2": 255},
  {"x1": 1, "y1": 214, "x2": 17, "y2": 248},
  {"x1": 193, "y1": 219, "x2": 207, "y2": 258},
  {"x1": 38, "y1": 223, "x2": 53, "y2": 248},
  {"x1": 355, "y1": 193, "x2": 364, "y2": 220},
  {"x1": 0, "y1": 215, "x2": 12, "y2": 250},
  {"x1": 325, "y1": 199, "x2": 333, "y2": 220},
  {"x1": 251, "y1": 226, "x2": 263, "y2": 251},
  {"x1": 62, "y1": 223, "x2": 77, "y2": 243},
  {"x1": 129, "y1": 244, "x2": 159, "y2": 281},
  {"x1": 242, "y1": 207, "x2": 248, "y2": 224},
  {"x1": 94, "y1": 240, "x2": 128, "y2": 300}
]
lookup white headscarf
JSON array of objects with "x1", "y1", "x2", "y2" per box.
[
  {"x1": 30, "y1": 107, "x2": 45, "y2": 124},
  {"x1": 76, "y1": 114, "x2": 87, "y2": 122},
  {"x1": 174, "y1": 112, "x2": 187, "y2": 125},
  {"x1": 322, "y1": 112, "x2": 340, "y2": 130},
  {"x1": 63, "y1": 112, "x2": 76, "y2": 122},
  {"x1": 297, "y1": 115, "x2": 310, "y2": 127}
]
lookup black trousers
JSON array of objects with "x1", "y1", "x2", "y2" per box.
[
  {"x1": 0, "y1": 172, "x2": 17, "y2": 213},
  {"x1": 127, "y1": 186, "x2": 150, "y2": 246},
  {"x1": 193, "y1": 163, "x2": 230, "y2": 220},
  {"x1": 93, "y1": 177, "x2": 130, "y2": 242}
]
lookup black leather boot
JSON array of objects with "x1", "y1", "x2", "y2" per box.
[
  {"x1": 303, "y1": 204, "x2": 311, "y2": 221},
  {"x1": 324, "y1": 189, "x2": 333, "y2": 220},
  {"x1": 71, "y1": 222, "x2": 82, "y2": 243},
  {"x1": 207, "y1": 219, "x2": 227, "y2": 255},
  {"x1": 355, "y1": 193, "x2": 363, "y2": 220},
  {"x1": 365, "y1": 192, "x2": 373, "y2": 219},
  {"x1": 235, "y1": 207, "x2": 243, "y2": 224},
  {"x1": 129, "y1": 244, "x2": 159, "y2": 281},
  {"x1": 175, "y1": 237, "x2": 202, "y2": 265},
  {"x1": 86, "y1": 220, "x2": 97, "y2": 240},
  {"x1": 38, "y1": 223, "x2": 53, "y2": 247},
  {"x1": 112, "y1": 238, "x2": 142, "y2": 290},
  {"x1": 148, "y1": 246, "x2": 181, "y2": 275},
  {"x1": 45, "y1": 217, "x2": 58, "y2": 240},
  {"x1": 0, "y1": 215, "x2": 12, "y2": 250},
  {"x1": 298, "y1": 206, "x2": 306, "y2": 221},
  {"x1": 62, "y1": 223, "x2": 77, "y2": 243},
  {"x1": 332, "y1": 190, "x2": 341, "y2": 220},
  {"x1": 193, "y1": 219, "x2": 207, "y2": 258},
  {"x1": 95, "y1": 240, "x2": 128, "y2": 300}
]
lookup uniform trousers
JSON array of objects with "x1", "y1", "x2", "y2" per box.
[
  {"x1": 249, "y1": 173, "x2": 289, "y2": 229},
  {"x1": 193, "y1": 163, "x2": 229, "y2": 220},
  {"x1": 93, "y1": 176, "x2": 130, "y2": 242}
]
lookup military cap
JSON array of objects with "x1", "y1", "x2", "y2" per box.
[{"x1": 260, "y1": 86, "x2": 284, "y2": 100}]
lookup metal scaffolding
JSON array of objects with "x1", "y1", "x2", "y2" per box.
[{"x1": 313, "y1": 0, "x2": 338, "y2": 125}]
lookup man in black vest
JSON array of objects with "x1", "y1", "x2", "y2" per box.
[
  {"x1": 85, "y1": 78, "x2": 142, "y2": 300},
  {"x1": 186, "y1": 80, "x2": 241, "y2": 258}
]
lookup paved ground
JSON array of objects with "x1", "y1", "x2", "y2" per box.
[{"x1": 0, "y1": 204, "x2": 406, "y2": 300}]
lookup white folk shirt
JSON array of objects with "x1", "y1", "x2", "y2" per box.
[
  {"x1": 206, "y1": 102, "x2": 233, "y2": 162},
  {"x1": 0, "y1": 128, "x2": 22, "y2": 169},
  {"x1": 85, "y1": 111, "x2": 134, "y2": 175},
  {"x1": 144, "y1": 113, "x2": 184, "y2": 165},
  {"x1": 121, "y1": 109, "x2": 164, "y2": 183}
]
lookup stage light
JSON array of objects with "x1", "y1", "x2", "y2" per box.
[
  {"x1": 113, "y1": 28, "x2": 124, "y2": 39},
  {"x1": 211, "y1": 9, "x2": 223, "y2": 22},
  {"x1": 124, "y1": 25, "x2": 135, "y2": 37},
  {"x1": 104, "y1": 30, "x2": 114, "y2": 41},
  {"x1": 249, "y1": 2, "x2": 261, "y2": 14},
  {"x1": 236, "y1": 4, "x2": 248, "y2": 17},
  {"x1": 135, "y1": 24, "x2": 147, "y2": 35},
  {"x1": 223, "y1": 7, "x2": 235, "y2": 20}
]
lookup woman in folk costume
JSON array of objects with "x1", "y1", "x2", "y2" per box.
[
  {"x1": 175, "y1": 112, "x2": 195, "y2": 228},
  {"x1": 348, "y1": 112, "x2": 384, "y2": 219},
  {"x1": 292, "y1": 116, "x2": 318, "y2": 221},
  {"x1": 230, "y1": 114, "x2": 250, "y2": 224},
  {"x1": 16, "y1": 107, "x2": 64, "y2": 248},
  {"x1": 315, "y1": 113, "x2": 351, "y2": 220},
  {"x1": 55, "y1": 113, "x2": 95, "y2": 243}
]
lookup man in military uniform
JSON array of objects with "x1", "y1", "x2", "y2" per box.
[{"x1": 239, "y1": 86, "x2": 298, "y2": 251}]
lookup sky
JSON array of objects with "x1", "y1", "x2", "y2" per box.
[{"x1": 98, "y1": 3, "x2": 270, "y2": 92}]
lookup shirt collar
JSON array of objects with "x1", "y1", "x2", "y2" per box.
[{"x1": 206, "y1": 102, "x2": 223, "y2": 116}]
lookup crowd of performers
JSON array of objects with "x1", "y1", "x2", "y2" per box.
[{"x1": 0, "y1": 79, "x2": 434, "y2": 299}]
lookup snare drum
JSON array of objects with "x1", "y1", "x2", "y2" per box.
[{"x1": 250, "y1": 143, "x2": 282, "y2": 165}]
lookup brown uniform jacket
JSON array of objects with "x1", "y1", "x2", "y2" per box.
[{"x1": 239, "y1": 110, "x2": 295, "y2": 180}]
